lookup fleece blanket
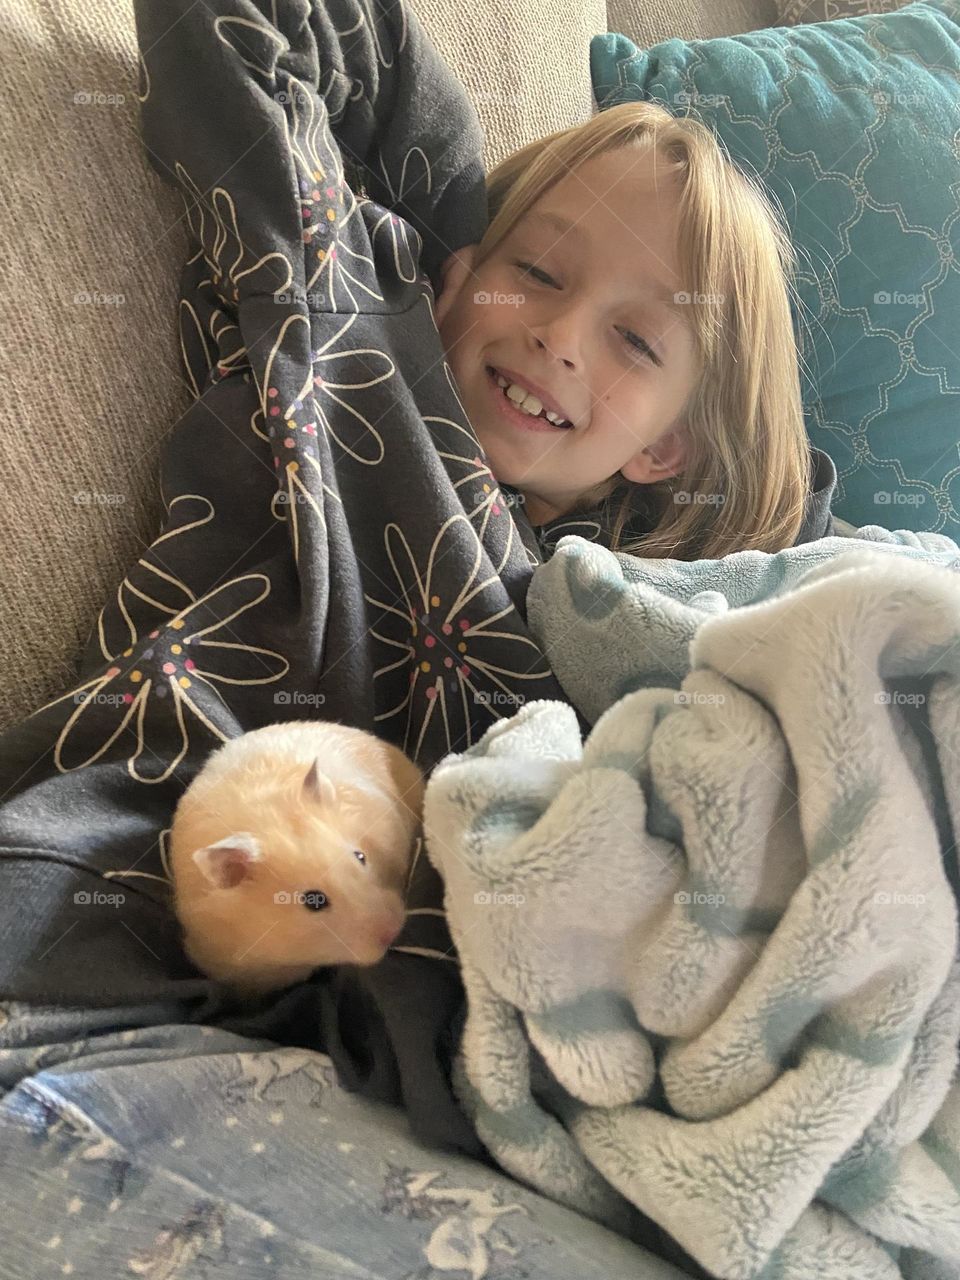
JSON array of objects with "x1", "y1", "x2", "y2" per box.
[
  {"x1": 0, "y1": 0, "x2": 571, "y2": 1160},
  {"x1": 423, "y1": 527, "x2": 960, "y2": 1280}
]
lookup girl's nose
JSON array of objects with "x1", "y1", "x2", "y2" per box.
[{"x1": 534, "y1": 333, "x2": 576, "y2": 371}]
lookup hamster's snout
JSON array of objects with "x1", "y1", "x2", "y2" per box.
[
  {"x1": 375, "y1": 903, "x2": 406, "y2": 948},
  {"x1": 378, "y1": 920, "x2": 403, "y2": 947},
  {"x1": 365, "y1": 895, "x2": 407, "y2": 953}
]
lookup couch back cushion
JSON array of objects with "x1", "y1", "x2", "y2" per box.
[{"x1": 608, "y1": 0, "x2": 777, "y2": 43}]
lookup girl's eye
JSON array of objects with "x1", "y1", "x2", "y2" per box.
[
  {"x1": 620, "y1": 329, "x2": 662, "y2": 366},
  {"x1": 513, "y1": 261, "x2": 661, "y2": 366},
  {"x1": 515, "y1": 260, "x2": 555, "y2": 286}
]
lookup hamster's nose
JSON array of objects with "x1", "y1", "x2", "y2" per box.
[
  {"x1": 375, "y1": 906, "x2": 406, "y2": 947},
  {"x1": 378, "y1": 920, "x2": 403, "y2": 947}
]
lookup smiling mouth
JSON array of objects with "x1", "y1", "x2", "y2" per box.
[{"x1": 485, "y1": 366, "x2": 575, "y2": 430}]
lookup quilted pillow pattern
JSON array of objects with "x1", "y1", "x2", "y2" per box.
[{"x1": 778, "y1": 1, "x2": 912, "y2": 22}]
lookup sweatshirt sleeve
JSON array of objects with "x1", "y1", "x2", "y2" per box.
[
  {"x1": 133, "y1": 0, "x2": 489, "y2": 292},
  {"x1": 793, "y1": 446, "x2": 839, "y2": 546},
  {"x1": 306, "y1": 0, "x2": 489, "y2": 285}
]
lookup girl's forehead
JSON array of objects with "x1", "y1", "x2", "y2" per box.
[
  {"x1": 521, "y1": 163, "x2": 681, "y2": 247},
  {"x1": 551, "y1": 147, "x2": 677, "y2": 201}
]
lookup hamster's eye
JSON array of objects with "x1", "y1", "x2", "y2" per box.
[
  {"x1": 353, "y1": 849, "x2": 366, "y2": 865},
  {"x1": 301, "y1": 889, "x2": 328, "y2": 911}
]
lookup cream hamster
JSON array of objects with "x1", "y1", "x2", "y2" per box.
[{"x1": 169, "y1": 720, "x2": 425, "y2": 994}]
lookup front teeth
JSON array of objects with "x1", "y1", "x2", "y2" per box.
[{"x1": 494, "y1": 371, "x2": 569, "y2": 426}]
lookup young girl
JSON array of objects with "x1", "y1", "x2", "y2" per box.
[{"x1": 433, "y1": 101, "x2": 837, "y2": 563}]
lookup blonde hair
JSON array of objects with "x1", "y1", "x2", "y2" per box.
[{"x1": 477, "y1": 101, "x2": 813, "y2": 560}]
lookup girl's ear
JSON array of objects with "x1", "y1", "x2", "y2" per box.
[
  {"x1": 435, "y1": 243, "x2": 479, "y2": 328},
  {"x1": 620, "y1": 422, "x2": 688, "y2": 485}
]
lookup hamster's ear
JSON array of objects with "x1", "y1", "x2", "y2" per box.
[
  {"x1": 193, "y1": 832, "x2": 262, "y2": 889},
  {"x1": 302, "y1": 758, "x2": 338, "y2": 808}
]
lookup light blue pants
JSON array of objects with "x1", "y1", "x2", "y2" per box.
[{"x1": 0, "y1": 1000, "x2": 691, "y2": 1279}]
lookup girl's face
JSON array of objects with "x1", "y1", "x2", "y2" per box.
[{"x1": 437, "y1": 148, "x2": 703, "y2": 526}]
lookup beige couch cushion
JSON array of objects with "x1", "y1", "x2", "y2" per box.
[
  {"x1": 1, "y1": 1, "x2": 192, "y2": 731},
  {"x1": 414, "y1": 0, "x2": 606, "y2": 168},
  {"x1": 1, "y1": 0, "x2": 774, "y2": 730},
  {"x1": 607, "y1": 0, "x2": 777, "y2": 42}
]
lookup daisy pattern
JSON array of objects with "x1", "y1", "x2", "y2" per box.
[
  {"x1": 175, "y1": 159, "x2": 297, "y2": 312},
  {"x1": 365, "y1": 201, "x2": 423, "y2": 285},
  {"x1": 212, "y1": 16, "x2": 391, "y2": 314},
  {"x1": 289, "y1": 64, "x2": 422, "y2": 303},
  {"x1": 368, "y1": 512, "x2": 559, "y2": 760},
  {"x1": 269, "y1": 452, "x2": 337, "y2": 568},
  {"x1": 179, "y1": 287, "x2": 248, "y2": 401},
  {"x1": 264, "y1": 313, "x2": 397, "y2": 468},
  {"x1": 0, "y1": 7, "x2": 591, "y2": 1262},
  {"x1": 87, "y1": 493, "x2": 216, "y2": 662},
  {"x1": 295, "y1": 101, "x2": 388, "y2": 312},
  {"x1": 31, "y1": 571, "x2": 289, "y2": 782}
]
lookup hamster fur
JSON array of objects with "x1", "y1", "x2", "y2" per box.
[{"x1": 169, "y1": 721, "x2": 425, "y2": 995}]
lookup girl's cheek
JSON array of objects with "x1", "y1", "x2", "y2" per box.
[{"x1": 439, "y1": 295, "x2": 472, "y2": 350}]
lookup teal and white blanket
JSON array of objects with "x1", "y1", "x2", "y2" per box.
[{"x1": 423, "y1": 526, "x2": 960, "y2": 1280}]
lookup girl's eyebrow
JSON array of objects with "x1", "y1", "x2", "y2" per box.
[
  {"x1": 522, "y1": 209, "x2": 684, "y2": 313},
  {"x1": 523, "y1": 209, "x2": 583, "y2": 240}
]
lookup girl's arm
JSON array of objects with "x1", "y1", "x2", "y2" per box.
[
  {"x1": 134, "y1": 0, "x2": 488, "y2": 293},
  {"x1": 309, "y1": 0, "x2": 489, "y2": 287}
]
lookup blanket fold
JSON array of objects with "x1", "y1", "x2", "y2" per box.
[{"x1": 424, "y1": 532, "x2": 960, "y2": 1279}]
